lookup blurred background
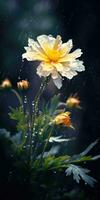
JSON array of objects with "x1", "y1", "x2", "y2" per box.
[{"x1": 0, "y1": 0, "x2": 100, "y2": 199}]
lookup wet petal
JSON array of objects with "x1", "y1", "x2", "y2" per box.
[
  {"x1": 59, "y1": 49, "x2": 83, "y2": 62},
  {"x1": 69, "y1": 49, "x2": 83, "y2": 59},
  {"x1": 69, "y1": 60, "x2": 85, "y2": 72},
  {"x1": 37, "y1": 62, "x2": 54, "y2": 77},
  {"x1": 59, "y1": 39, "x2": 73, "y2": 56},
  {"x1": 53, "y1": 35, "x2": 62, "y2": 50},
  {"x1": 37, "y1": 35, "x2": 55, "y2": 53},
  {"x1": 53, "y1": 76, "x2": 62, "y2": 89},
  {"x1": 62, "y1": 70, "x2": 78, "y2": 79},
  {"x1": 22, "y1": 52, "x2": 49, "y2": 62}
]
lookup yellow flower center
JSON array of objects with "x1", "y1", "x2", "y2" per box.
[{"x1": 46, "y1": 48, "x2": 60, "y2": 62}]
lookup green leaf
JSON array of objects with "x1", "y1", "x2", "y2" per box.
[
  {"x1": 65, "y1": 164, "x2": 97, "y2": 187},
  {"x1": 49, "y1": 94, "x2": 60, "y2": 115},
  {"x1": 0, "y1": 128, "x2": 10, "y2": 138},
  {"x1": 9, "y1": 106, "x2": 27, "y2": 134},
  {"x1": 80, "y1": 139, "x2": 99, "y2": 157}
]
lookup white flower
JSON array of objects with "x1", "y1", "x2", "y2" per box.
[{"x1": 22, "y1": 35, "x2": 85, "y2": 89}]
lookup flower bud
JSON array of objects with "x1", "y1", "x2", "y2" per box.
[
  {"x1": 17, "y1": 80, "x2": 29, "y2": 90},
  {"x1": 66, "y1": 95, "x2": 80, "y2": 108},
  {"x1": 1, "y1": 79, "x2": 12, "y2": 89},
  {"x1": 53, "y1": 112, "x2": 72, "y2": 128}
]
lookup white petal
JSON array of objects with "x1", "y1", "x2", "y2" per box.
[
  {"x1": 66, "y1": 39, "x2": 73, "y2": 52},
  {"x1": 59, "y1": 49, "x2": 83, "y2": 62},
  {"x1": 53, "y1": 35, "x2": 62, "y2": 50},
  {"x1": 51, "y1": 69, "x2": 59, "y2": 79},
  {"x1": 62, "y1": 70, "x2": 78, "y2": 79},
  {"x1": 59, "y1": 39, "x2": 73, "y2": 56},
  {"x1": 69, "y1": 60, "x2": 85, "y2": 72},
  {"x1": 53, "y1": 75, "x2": 62, "y2": 89},
  {"x1": 24, "y1": 46, "x2": 32, "y2": 51},
  {"x1": 37, "y1": 35, "x2": 55, "y2": 52},
  {"x1": 28, "y1": 37, "x2": 49, "y2": 58},
  {"x1": 37, "y1": 65, "x2": 50, "y2": 77},
  {"x1": 22, "y1": 52, "x2": 34, "y2": 61},
  {"x1": 69, "y1": 49, "x2": 83, "y2": 59},
  {"x1": 28, "y1": 38, "x2": 40, "y2": 50},
  {"x1": 48, "y1": 35, "x2": 56, "y2": 47},
  {"x1": 52, "y1": 63, "x2": 64, "y2": 73},
  {"x1": 22, "y1": 51, "x2": 48, "y2": 61},
  {"x1": 53, "y1": 63, "x2": 71, "y2": 74},
  {"x1": 37, "y1": 63, "x2": 54, "y2": 77},
  {"x1": 22, "y1": 37, "x2": 49, "y2": 61}
]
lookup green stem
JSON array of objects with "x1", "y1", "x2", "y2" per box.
[
  {"x1": 40, "y1": 126, "x2": 54, "y2": 165},
  {"x1": 11, "y1": 89, "x2": 23, "y2": 105},
  {"x1": 33, "y1": 76, "x2": 50, "y2": 117},
  {"x1": 30, "y1": 76, "x2": 50, "y2": 162}
]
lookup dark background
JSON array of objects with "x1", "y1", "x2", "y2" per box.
[{"x1": 0, "y1": 0, "x2": 100, "y2": 199}]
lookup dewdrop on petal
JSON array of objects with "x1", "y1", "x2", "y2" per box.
[
  {"x1": 17, "y1": 80, "x2": 29, "y2": 90},
  {"x1": 1, "y1": 79, "x2": 12, "y2": 89}
]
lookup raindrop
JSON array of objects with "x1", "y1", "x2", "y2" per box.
[
  {"x1": 24, "y1": 96, "x2": 27, "y2": 104},
  {"x1": 32, "y1": 102, "x2": 34, "y2": 106},
  {"x1": 21, "y1": 105, "x2": 24, "y2": 109},
  {"x1": 85, "y1": 182, "x2": 87, "y2": 185}
]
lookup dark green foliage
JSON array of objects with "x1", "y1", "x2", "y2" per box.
[
  {"x1": 0, "y1": 94, "x2": 100, "y2": 199},
  {"x1": 9, "y1": 106, "x2": 27, "y2": 134}
]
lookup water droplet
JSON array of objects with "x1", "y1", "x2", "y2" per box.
[
  {"x1": 32, "y1": 102, "x2": 34, "y2": 106},
  {"x1": 24, "y1": 96, "x2": 27, "y2": 104},
  {"x1": 21, "y1": 105, "x2": 24, "y2": 109},
  {"x1": 85, "y1": 182, "x2": 87, "y2": 185}
]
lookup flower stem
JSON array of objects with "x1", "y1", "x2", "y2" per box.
[
  {"x1": 29, "y1": 76, "x2": 50, "y2": 162},
  {"x1": 33, "y1": 76, "x2": 50, "y2": 117},
  {"x1": 40, "y1": 126, "x2": 54, "y2": 165},
  {"x1": 11, "y1": 89, "x2": 23, "y2": 105}
]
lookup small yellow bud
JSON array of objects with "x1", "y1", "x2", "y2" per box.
[
  {"x1": 17, "y1": 80, "x2": 29, "y2": 90},
  {"x1": 1, "y1": 79, "x2": 12, "y2": 89},
  {"x1": 66, "y1": 95, "x2": 80, "y2": 108}
]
